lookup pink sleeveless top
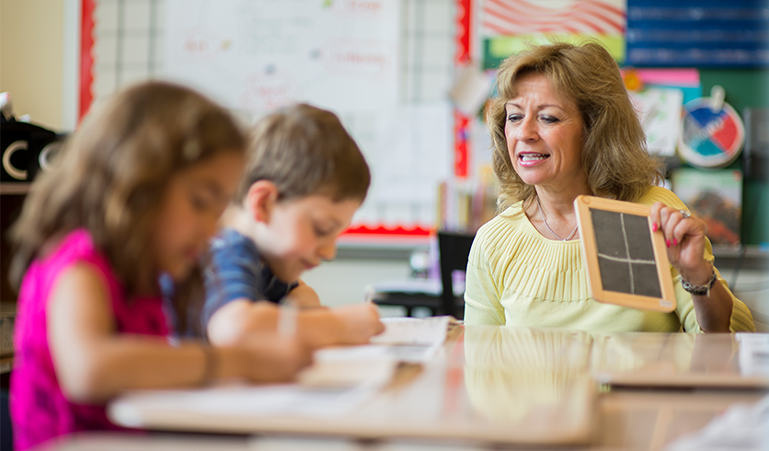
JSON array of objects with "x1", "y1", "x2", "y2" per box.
[{"x1": 11, "y1": 229, "x2": 170, "y2": 450}]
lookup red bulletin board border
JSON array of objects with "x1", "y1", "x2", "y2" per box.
[
  {"x1": 343, "y1": 225, "x2": 432, "y2": 237},
  {"x1": 78, "y1": 0, "x2": 467, "y2": 238},
  {"x1": 453, "y1": 0, "x2": 472, "y2": 179},
  {"x1": 79, "y1": 0, "x2": 95, "y2": 123}
]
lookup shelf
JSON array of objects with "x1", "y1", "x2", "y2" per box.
[
  {"x1": 0, "y1": 356, "x2": 12, "y2": 375},
  {"x1": 0, "y1": 183, "x2": 31, "y2": 195}
]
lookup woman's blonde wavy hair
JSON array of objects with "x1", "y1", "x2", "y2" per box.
[
  {"x1": 9, "y1": 81, "x2": 246, "y2": 334},
  {"x1": 487, "y1": 41, "x2": 663, "y2": 211}
]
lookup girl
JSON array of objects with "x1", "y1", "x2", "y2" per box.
[{"x1": 9, "y1": 81, "x2": 312, "y2": 450}]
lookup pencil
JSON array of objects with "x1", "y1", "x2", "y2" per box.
[{"x1": 278, "y1": 297, "x2": 298, "y2": 336}]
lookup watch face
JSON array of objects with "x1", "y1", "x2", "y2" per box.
[{"x1": 681, "y1": 268, "x2": 717, "y2": 296}]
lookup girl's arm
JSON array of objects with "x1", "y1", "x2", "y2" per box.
[
  {"x1": 207, "y1": 299, "x2": 384, "y2": 348},
  {"x1": 48, "y1": 263, "x2": 311, "y2": 403}
]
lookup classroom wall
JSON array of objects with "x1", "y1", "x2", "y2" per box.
[
  {"x1": 0, "y1": 0, "x2": 65, "y2": 130},
  {"x1": 698, "y1": 69, "x2": 769, "y2": 246},
  {"x1": 1, "y1": 2, "x2": 766, "y2": 329}
]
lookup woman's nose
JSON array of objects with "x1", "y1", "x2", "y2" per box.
[{"x1": 516, "y1": 116, "x2": 538, "y2": 141}]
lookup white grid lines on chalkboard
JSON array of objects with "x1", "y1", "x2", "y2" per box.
[{"x1": 597, "y1": 212, "x2": 655, "y2": 296}]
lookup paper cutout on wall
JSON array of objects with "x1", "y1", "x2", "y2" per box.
[{"x1": 481, "y1": 0, "x2": 626, "y2": 69}]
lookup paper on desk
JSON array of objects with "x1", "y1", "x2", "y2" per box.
[
  {"x1": 373, "y1": 316, "x2": 451, "y2": 363},
  {"x1": 297, "y1": 353, "x2": 397, "y2": 388},
  {"x1": 111, "y1": 382, "x2": 379, "y2": 426},
  {"x1": 371, "y1": 316, "x2": 451, "y2": 346},
  {"x1": 663, "y1": 394, "x2": 769, "y2": 451},
  {"x1": 737, "y1": 333, "x2": 769, "y2": 377},
  {"x1": 300, "y1": 316, "x2": 452, "y2": 389}
]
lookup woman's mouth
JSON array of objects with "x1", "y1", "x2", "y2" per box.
[{"x1": 518, "y1": 153, "x2": 550, "y2": 166}]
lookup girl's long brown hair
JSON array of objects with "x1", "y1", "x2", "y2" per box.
[{"x1": 9, "y1": 81, "x2": 246, "y2": 335}]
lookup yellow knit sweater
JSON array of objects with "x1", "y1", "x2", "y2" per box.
[{"x1": 464, "y1": 186, "x2": 756, "y2": 333}]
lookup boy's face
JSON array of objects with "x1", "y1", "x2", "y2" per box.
[{"x1": 256, "y1": 194, "x2": 361, "y2": 282}]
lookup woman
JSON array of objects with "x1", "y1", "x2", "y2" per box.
[{"x1": 464, "y1": 42, "x2": 754, "y2": 333}]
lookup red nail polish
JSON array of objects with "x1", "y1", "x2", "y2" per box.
[
  {"x1": 652, "y1": 223, "x2": 658, "y2": 232},
  {"x1": 673, "y1": 238, "x2": 678, "y2": 245},
  {"x1": 666, "y1": 240, "x2": 670, "y2": 247}
]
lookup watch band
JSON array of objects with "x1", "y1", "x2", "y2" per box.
[{"x1": 681, "y1": 267, "x2": 717, "y2": 297}]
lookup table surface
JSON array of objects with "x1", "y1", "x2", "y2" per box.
[{"x1": 58, "y1": 326, "x2": 769, "y2": 450}]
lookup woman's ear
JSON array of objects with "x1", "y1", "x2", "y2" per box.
[{"x1": 245, "y1": 180, "x2": 279, "y2": 224}]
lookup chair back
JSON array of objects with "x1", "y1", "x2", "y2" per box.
[{"x1": 437, "y1": 231, "x2": 475, "y2": 319}]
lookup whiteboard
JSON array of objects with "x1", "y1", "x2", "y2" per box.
[
  {"x1": 164, "y1": 0, "x2": 400, "y2": 114},
  {"x1": 86, "y1": 0, "x2": 457, "y2": 233}
]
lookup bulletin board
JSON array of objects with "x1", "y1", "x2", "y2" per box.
[{"x1": 78, "y1": 0, "x2": 461, "y2": 238}]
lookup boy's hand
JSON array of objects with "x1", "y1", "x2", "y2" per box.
[{"x1": 332, "y1": 304, "x2": 385, "y2": 345}]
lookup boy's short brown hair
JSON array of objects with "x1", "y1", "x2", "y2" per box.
[{"x1": 236, "y1": 104, "x2": 370, "y2": 203}]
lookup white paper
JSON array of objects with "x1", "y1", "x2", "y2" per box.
[
  {"x1": 737, "y1": 333, "x2": 769, "y2": 377},
  {"x1": 298, "y1": 351, "x2": 397, "y2": 388},
  {"x1": 111, "y1": 383, "x2": 379, "y2": 426},
  {"x1": 664, "y1": 394, "x2": 769, "y2": 451},
  {"x1": 449, "y1": 65, "x2": 493, "y2": 117},
  {"x1": 371, "y1": 316, "x2": 450, "y2": 346},
  {"x1": 629, "y1": 87, "x2": 684, "y2": 157}
]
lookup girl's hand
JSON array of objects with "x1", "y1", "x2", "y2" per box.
[
  {"x1": 235, "y1": 332, "x2": 314, "y2": 383},
  {"x1": 649, "y1": 202, "x2": 713, "y2": 286}
]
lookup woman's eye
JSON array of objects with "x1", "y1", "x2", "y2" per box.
[
  {"x1": 507, "y1": 114, "x2": 523, "y2": 123},
  {"x1": 540, "y1": 115, "x2": 560, "y2": 124}
]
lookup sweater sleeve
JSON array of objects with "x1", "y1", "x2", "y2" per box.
[{"x1": 464, "y1": 230, "x2": 506, "y2": 326}]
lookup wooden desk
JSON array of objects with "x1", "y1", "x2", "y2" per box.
[
  {"x1": 98, "y1": 326, "x2": 767, "y2": 450},
  {"x1": 47, "y1": 388, "x2": 768, "y2": 451}
]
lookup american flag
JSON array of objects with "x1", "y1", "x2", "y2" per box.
[{"x1": 482, "y1": 0, "x2": 626, "y2": 36}]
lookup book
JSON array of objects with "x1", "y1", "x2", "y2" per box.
[{"x1": 671, "y1": 168, "x2": 743, "y2": 246}]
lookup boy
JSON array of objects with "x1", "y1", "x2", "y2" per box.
[{"x1": 203, "y1": 104, "x2": 384, "y2": 347}]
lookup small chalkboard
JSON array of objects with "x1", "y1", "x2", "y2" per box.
[{"x1": 574, "y1": 195, "x2": 676, "y2": 313}]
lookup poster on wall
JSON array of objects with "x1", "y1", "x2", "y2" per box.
[
  {"x1": 480, "y1": 0, "x2": 627, "y2": 69},
  {"x1": 164, "y1": 0, "x2": 400, "y2": 114}
]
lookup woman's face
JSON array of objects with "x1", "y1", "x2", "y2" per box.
[{"x1": 504, "y1": 72, "x2": 587, "y2": 195}]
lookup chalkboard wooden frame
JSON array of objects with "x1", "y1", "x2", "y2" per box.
[{"x1": 574, "y1": 195, "x2": 676, "y2": 313}]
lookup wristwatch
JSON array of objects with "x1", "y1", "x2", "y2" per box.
[{"x1": 681, "y1": 266, "x2": 717, "y2": 297}]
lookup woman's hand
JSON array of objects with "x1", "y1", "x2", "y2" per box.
[
  {"x1": 649, "y1": 202, "x2": 732, "y2": 332},
  {"x1": 649, "y1": 202, "x2": 712, "y2": 284}
]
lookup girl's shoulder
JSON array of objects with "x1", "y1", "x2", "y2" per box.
[
  {"x1": 39, "y1": 228, "x2": 100, "y2": 264},
  {"x1": 33, "y1": 229, "x2": 114, "y2": 284}
]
